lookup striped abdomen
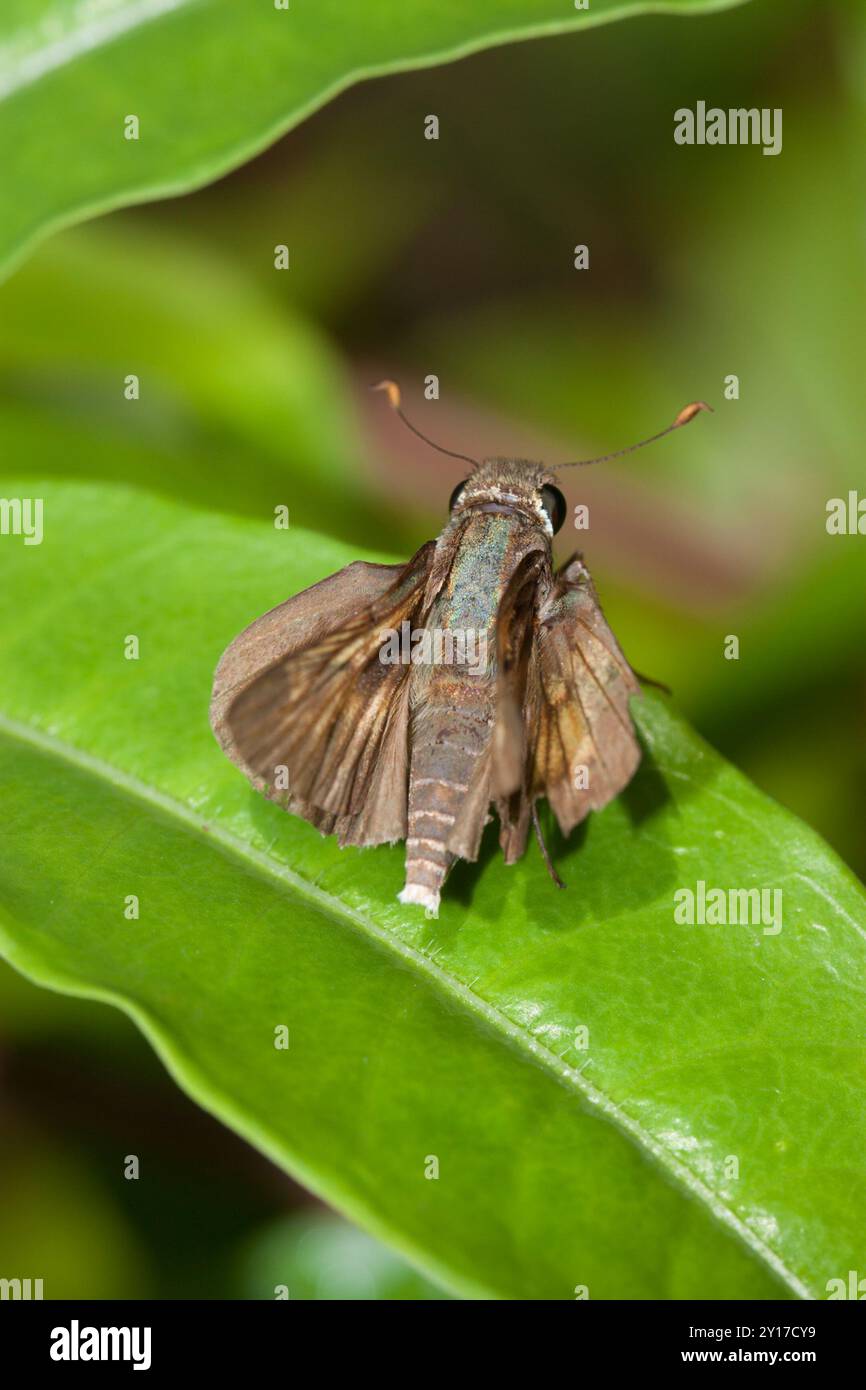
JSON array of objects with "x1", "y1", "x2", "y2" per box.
[{"x1": 399, "y1": 687, "x2": 494, "y2": 916}]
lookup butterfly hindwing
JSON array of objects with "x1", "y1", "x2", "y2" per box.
[{"x1": 531, "y1": 554, "x2": 642, "y2": 836}]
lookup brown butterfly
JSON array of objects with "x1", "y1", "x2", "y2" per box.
[{"x1": 210, "y1": 384, "x2": 710, "y2": 916}]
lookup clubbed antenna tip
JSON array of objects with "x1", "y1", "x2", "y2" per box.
[
  {"x1": 673, "y1": 400, "x2": 713, "y2": 427},
  {"x1": 371, "y1": 379, "x2": 402, "y2": 412}
]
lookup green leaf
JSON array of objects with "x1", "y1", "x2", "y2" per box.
[
  {"x1": 0, "y1": 0, "x2": 750, "y2": 280},
  {"x1": 1, "y1": 478, "x2": 864, "y2": 1299}
]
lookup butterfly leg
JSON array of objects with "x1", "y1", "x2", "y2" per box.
[
  {"x1": 633, "y1": 670, "x2": 672, "y2": 696},
  {"x1": 532, "y1": 803, "x2": 566, "y2": 890}
]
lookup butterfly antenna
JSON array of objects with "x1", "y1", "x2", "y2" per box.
[
  {"x1": 371, "y1": 380, "x2": 480, "y2": 469},
  {"x1": 557, "y1": 400, "x2": 713, "y2": 468}
]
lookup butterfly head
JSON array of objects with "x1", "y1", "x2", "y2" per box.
[{"x1": 447, "y1": 459, "x2": 566, "y2": 537}]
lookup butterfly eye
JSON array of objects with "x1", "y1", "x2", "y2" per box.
[
  {"x1": 540, "y1": 484, "x2": 567, "y2": 534},
  {"x1": 449, "y1": 479, "x2": 470, "y2": 513}
]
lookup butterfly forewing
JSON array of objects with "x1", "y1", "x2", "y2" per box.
[{"x1": 212, "y1": 543, "x2": 436, "y2": 842}]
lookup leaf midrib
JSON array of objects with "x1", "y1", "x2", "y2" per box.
[{"x1": 0, "y1": 706, "x2": 812, "y2": 1299}]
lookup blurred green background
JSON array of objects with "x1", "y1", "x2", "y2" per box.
[{"x1": 1, "y1": 0, "x2": 863, "y2": 1297}]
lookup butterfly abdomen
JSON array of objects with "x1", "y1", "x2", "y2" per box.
[{"x1": 399, "y1": 690, "x2": 494, "y2": 916}]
